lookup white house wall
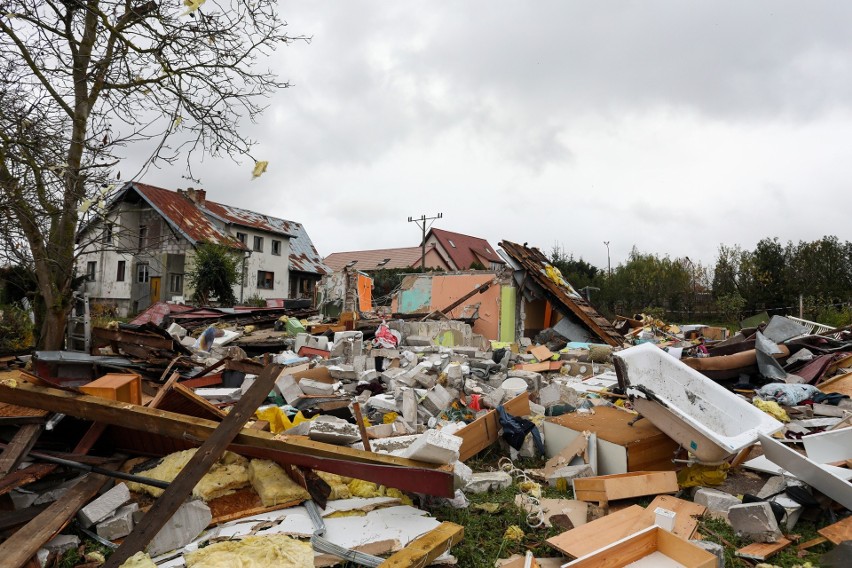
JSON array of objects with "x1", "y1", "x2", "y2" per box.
[{"x1": 227, "y1": 227, "x2": 291, "y2": 302}]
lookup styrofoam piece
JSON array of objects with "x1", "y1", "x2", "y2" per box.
[
  {"x1": 802, "y1": 427, "x2": 852, "y2": 464},
  {"x1": 742, "y1": 454, "x2": 852, "y2": 480},
  {"x1": 759, "y1": 433, "x2": 852, "y2": 510},
  {"x1": 213, "y1": 329, "x2": 240, "y2": 346},
  {"x1": 654, "y1": 508, "x2": 676, "y2": 532},
  {"x1": 615, "y1": 343, "x2": 784, "y2": 462}
]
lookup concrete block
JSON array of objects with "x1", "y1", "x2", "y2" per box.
[
  {"x1": 43, "y1": 534, "x2": 80, "y2": 556},
  {"x1": 78, "y1": 482, "x2": 130, "y2": 528},
  {"x1": 538, "y1": 383, "x2": 563, "y2": 407},
  {"x1": 96, "y1": 503, "x2": 138, "y2": 540},
  {"x1": 402, "y1": 429, "x2": 462, "y2": 464},
  {"x1": 405, "y1": 335, "x2": 433, "y2": 347},
  {"x1": 547, "y1": 464, "x2": 595, "y2": 486},
  {"x1": 693, "y1": 487, "x2": 741, "y2": 518},
  {"x1": 421, "y1": 384, "x2": 452, "y2": 415},
  {"x1": 366, "y1": 423, "x2": 394, "y2": 439},
  {"x1": 453, "y1": 460, "x2": 473, "y2": 490},
  {"x1": 368, "y1": 393, "x2": 400, "y2": 413},
  {"x1": 299, "y1": 378, "x2": 335, "y2": 395},
  {"x1": 771, "y1": 494, "x2": 803, "y2": 531},
  {"x1": 327, "y1": 365, "x2": 358, "y2": 380},
  {"x1": 689, "y1": 540, "x2": 724, "y2": 568},
  {"x1": 464, "y1": 471, "x2": 513, "y2": 494},
  {"x1": 34, "y1": 476, "x2": 84, "y2": 505},
  {"x1": 402, "y1": 389, "x2": 418, "y2": 428},
  {"x1": 276, "y1": 375, "x2": 305, "y2": 405},
  {"x1": 308, "y1": 420, "x2": 362, "y2": 445},
  {"x1": 728, "y1": 502, "x2": 783, "y2": 543},
  {"x1": 482, "y1": 388, "x2": 506, "y2": 409},
  {"x1": 413, "y1": 372, "x2": 437, "y2": 388},
  {"x1": 9, "y1": 489, "x2": 38, "y2": 510},
  {"x1": 381, "y1": 367, "x2": 408, "y2": 384},
  {"x1": 146, "y1": 500, "x2": 212, "y2": 557},
  {"x1": 756, "y1": 476, "x2": 787, "y2": 500}
]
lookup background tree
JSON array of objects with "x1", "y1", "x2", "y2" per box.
[
  {"x1": 186, "y1": 242, "x2": 241, "y2": 306},
  {"x1": 0, "y1": 1, "x2": 299, "y2": 348}
]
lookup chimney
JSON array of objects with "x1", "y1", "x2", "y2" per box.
[{"x1": 184, "y1": 187, "x2": 206, "y2": 206}]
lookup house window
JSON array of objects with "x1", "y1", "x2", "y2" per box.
[
  {"x1": 257, "y1": 270, "x2": 274, "y2": 289},
  {"x1": 271, "y1": 239, "x2": 281, "y2": 256},
  {"x1": 169, "y1": 274, "x2": 184, "y2": 294},
  {"x1": 253, "y1": 236, "x2": 263, "y2": 252},
  {"x1": 137, "y1": 263, "x2": 149, "y2": 283},
  {"x1": 116, "y1": 261, "x2": 126, "y2": 282},
  {"x1": 236, "y1": 232, "x2": 247, "y2": 244},
  {"x1": 103, "y1": 224, "x2": 113, "y2": 245},
  {"x1": 138, "y1": 225, "x2": 148, "y2": 251},
  {"x1": 448, "y1": 239, "x2": 456, "y2": 248},
  {"x1": 86, "y1": 261, "x2": 96, "y2": 281}
]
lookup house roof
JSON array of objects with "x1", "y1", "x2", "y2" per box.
[
  {"x1": 131, "y1": 182, "x2": 242, "y2": 248},
  {"x1": 288, "y1": 221, "x2": 330, "y2": 276},
  {"x1": 130, "y1": 183, "x2": 326, "y2": 274},
  {"x1": 427, "y1": 228, "x2": 505, "y2": 270},
  {"x1": 324, "y1": 247, "x2": 424, "y2": 272}
]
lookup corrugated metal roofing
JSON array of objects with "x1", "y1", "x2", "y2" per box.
[
  {"x1": 429, "y1": 228, "x2": 505, "y2": 270},
  {"x1": 133, "y1": 183, "x2": 243, "y2": 248},
  {"x1": 204, "y1": 202, "x2": 297, "y2": 238},
  {"x1": 324, "y1": 247, "x2": 424, "y2": 272}
]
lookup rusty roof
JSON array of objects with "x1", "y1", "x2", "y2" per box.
[
  {"x1": 324, "y1": 247, "x2": 424, "y2": 271},
  {"x1": 204, "y1": 202, "x2": 297, "y2": 238},
  {"x1": 132, "y1": 183, "x2": 243, "y2": 248},
  {"x1": 288, "y1": 221, "x2": 330, "y2": 276}
]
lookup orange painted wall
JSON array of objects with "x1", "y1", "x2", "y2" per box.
[{"x1": 430, "y1": 273, "x2": 501, "y2": 340}]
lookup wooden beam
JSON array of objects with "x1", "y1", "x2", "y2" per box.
[
  {"x1": 0, "y1": 380, "x2": 447, "y2": 472},
  {"x1": 91, "y1": 327, "x2": 175, "y2": 350},
  {"x1": 378, "y1": 522, "x2": 464, "y2": 567},
  {"x1": 104, "y1": 363, "x2": 283, "y2": 567},
  {"x1": 0, "y1": 470, "x2": 113, "y2": 568},
  {"x1": 0, "y1": 423, "x2": 43, "y2": 476},
  {"x1": 146, "y1": 371, "x2": 182, "y2": 409}
]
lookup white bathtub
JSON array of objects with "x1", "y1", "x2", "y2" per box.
[{"x1": 614, "y1": 343, "x2": 784, "y2": 463}]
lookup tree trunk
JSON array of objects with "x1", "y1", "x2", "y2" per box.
[{"x1": 40, "y1": 304, "x2": 69, "y2": 351}]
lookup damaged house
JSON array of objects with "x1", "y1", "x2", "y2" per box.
[{"x1": 75, "y1": 183, "x2": 327, "y2": 316}]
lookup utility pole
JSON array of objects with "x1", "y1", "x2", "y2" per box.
[
  {"x1": 408, "y1": 213, "x2": 443, "y2": 270},
  {"x1": 603, "y1": 241, "x2": 611, "y2": 277}
]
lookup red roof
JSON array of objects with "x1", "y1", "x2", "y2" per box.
[
  {"x1": 427, "y1": 228, "x2": 504, "y2": 270},
  {"x1": 324, "y1": 247, "x2": 423, "y2": 271}
]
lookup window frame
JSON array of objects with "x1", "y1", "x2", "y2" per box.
[
  {"x1": 271, "y1": 239, "x2": 281, "y2": 256},
  {"x1": 253, "y1": 235, "x2": 263, "y2": 253},
  {"x1": 137, "y1": 263, "x2": 150, "y2": 283},
  {"x1": 116, "y1": 260, "x2": 126, "y2": 282},
  {"x1": 86, "y1": 261, "x2": 96, "y2": 281},
  {"x1": 256, "y1": 270, "x2": 274, "y2": 290}
]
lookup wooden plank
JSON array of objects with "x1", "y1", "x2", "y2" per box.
[
  {"x1": 0, "y1": 505, "x2": 48, "y2": 531},
  {"x1": 530, "y1": 345, "x2": 554, "y2": 362},
  {"x1": 146, "y1": 371, "x2": 181, "y2": 409},
  {"x1": 644, "y1": 495, "x2": 706, "y2": 540},
  {"x1": 0, "y1": 423, "x2": 43, "y2": 476},
  {"x1": 0, "y1": 470, "x2": 113, "y2": 568},
  {"x1": 0, "y1": 379, "x2": 453, "y2": 497},
  {"x1": 378, "y1": 522, "x2": 464, "y2": 567},
  {"x1": 818, "y1": 514, "x2": 852, "y2": 544},
  {"x1": 104, "y1": 363, "x2": 284, "y2": 567},
  {"x1": 796, "y1": 536, "x2": 828, "y2": 550},
  {"x1": 735, "y1": 538, "x2": 792, "y2": 561},
  {"x1": 546, "y1": 504, "x2": 651, "y2": 558},
  {"x1": 573, "y1": 471, "x2": 678, "y2": 504},
  {"x1": 457, "y1": 392, "x2": 530, "y2": 461}
]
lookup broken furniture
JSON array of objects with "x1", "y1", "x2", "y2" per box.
[{"x1": 562, "y1": 525, "x2": 717, "y2": 567}]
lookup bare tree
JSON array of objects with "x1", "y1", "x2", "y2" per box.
[{"x1": 0, "y1": 0, "x2": 300, "y2": 348}]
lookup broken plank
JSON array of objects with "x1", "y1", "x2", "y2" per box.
[
  {"x1": 104, "y1": 362, "x2": 284, "y2": 567},
  {"x1": 146, "y1": 371, "x2": 181, "y2": 409},
  {"x1": 796, "y1": 536, "x2": 828, "y2": 550},
  {"x1": 378, "y1": 522, "x2": 464, "y2": 567},
  {"x1": 546, "y1": 504, "x2": 652, "y2": 558},
  {"x1": 644, "y1": 495, "x2": 706, "y2": 540},
  {"x1": 735, "y1": 538, "x2": 792, "y2": 561},
  {"x1": 818, "y1": 514, "x2": 852, "y2": 544},
  {"x1": 457, "y1": 392, "x2": 530, "y2": 462},
  {"x1": 0, "y1": 379, "x2": 453, "y2": 497},
  {"x1": 92, "y1": 327, "x2": 175, "y2": 350},
  {"x1": 0, "y1": 470, "x2": 113, "y2": 568},
  {"x1": 0, "y1": 423, "x2": 43, "y2": 476},
  {"x1": 572, "y1": 471, "x2": 678, "y2": 505}
]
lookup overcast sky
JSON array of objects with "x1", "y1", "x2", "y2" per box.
[{"x1": 131, "y1": 1, "x2": 852, "y2": 271}]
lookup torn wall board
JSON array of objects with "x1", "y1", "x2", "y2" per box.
[
  {"x1": 543, "y1": 406, "x2": 680, "y2": 474},
  {"x1": 758, "y1": 433, "x2": 852, "y2": 510},
  {"x1": 498, "y1": 240, "x2": 625, "y2": 347}
]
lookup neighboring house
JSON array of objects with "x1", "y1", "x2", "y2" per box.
[
  {"x1": 323, "y1": 228, "x2": 504, "y2": 273},
  {"x1": 423, "y1": 228, "x2": 505, "y2": 271},
  {"x1": 75, "y1": 182, "x2": 327, "y2": 316}
]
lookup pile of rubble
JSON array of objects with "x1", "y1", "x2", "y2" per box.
[{"x1": 0, "y1": 305, "x2": 851, "y2": 567}]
